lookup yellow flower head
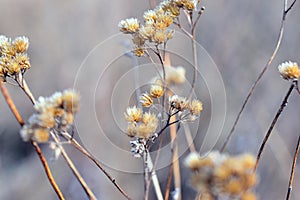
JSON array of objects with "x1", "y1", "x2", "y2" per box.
[
  {"x1": 184, "y1": 1, "x2": 196, "y2": 11},
  {"x1": 62, "y1": 89, "x2": 80, "y2": 114},
  {"x1": 33, "y1": 128, "x2": 50, "y2": 143},
  {"x1": 133, "y1": 47, "x2": 145, "y2": 57},
  {"x1": 278, "y1": 61, "x2": 300, "y2": 80},
  {"x1": 150, "y1": 83, "x2": 164, "y2": 98},
  {"x1": 118, "y1": 18, "x2": 140, "y2": 34},
  {"x1": 140, "y1": 93, "x2": 153, "y2": 107},
  {"x1": 127, "y1": 123, "x2": 137, "y2": 137},
  {"x1": 139, "y1": 25, "x2": 155, "y2": 40},
  {"x1": 14, "y1": 53, "x2": 30, "y2": 71},
  {"x1": 169, "y1": 95, "x2": 188, "y2": 110},
  {"x1": 143, "y1": 10, "x2": 157, "y2": 22},
  {"x1": 124, "y1": 106, "x2": 143, "y2": 122},
  {"x1": 189, "y1": 99, "x2": 203, "y2": 115},
  {"x1": 241, "y1": 192, "x2": 257, "y2": 200},
  {"x1": 153, "y1": 30, "x2": 168, "y2": 44},
  {"x1": 12, "y1": 36, "x2": 29, "y2": 53}
]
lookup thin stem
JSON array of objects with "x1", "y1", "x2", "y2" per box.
[
  {"x1": 0, "y1": 80, "x2": 64, "y2": 200},
  {"x1": 285, "y1": 135, "x2": 300, "y2": 200},
  {"x1": 155, "y1": 47, "x2": 167, "y2": 119},
  {"x1": 0, "y1": 81, "x2": 24, "y2": 125},
  {"x1": 148, "y1": 0, "x2": 156, "y2": 9},
  {"x1": 61, "y1": 132, "x2": 132, "y2": 200},
  {"x1": 51, "y1": 132, "x2": 97, "y2": 200},
  {"x1": 16, "y1": 73, "x2": 36, "y2": 104},
  {"x1": 170, "y1": 114, "x2": 181, "y2": 200},
  {"x1": 295, "y1": 80, "x2": 300, "y2": 95},
  {"x1": 220, "y1": 0, "x2": 297, "y2": 152},
  {"x1": 144, "y1": 151, "x2": 163, "y2": 200},
  {"x1": 164, "y1": 163, "x2": 173, "y2": 200},
  {"x1": 31, "y1": 141, "x2": 65, "y2": 200},
  {"x1": 144, "y1": 150, "x2": 150, "y2": 200},
  {"x1": 254, "y1": 82, "x2": 295, "y2": 171}
]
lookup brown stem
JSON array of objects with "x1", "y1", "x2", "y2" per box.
[
  {"x1": 170, "y1": 114, "x2": 181, "y2": 200},
  {"x1": 0, "y1": 80, "x2": 64, "y2": 200},
  {"x1": 254, "y1": 82, "x2": 295, "y2": 171},
  {"x1": 16, "y1": 73, "x2": 36, "y2": 104},
  {"x1": 31, "y1": 141, "x2": 65, "y2": 200},
  {"x1": 164, "y1": 163, "x2": 173, "y2": 200},
  {"x1": 61, "y1": 132, "x2": 132, "y2": 200},
  {"x1": 0, "y1": 81, "x2": 24, "y2": 125},
  {"x1": 50, "y1": 132, "x2": 97, "y2": 200},
  {"x1": 220, "y1": 0, "x2": 297, "y2": 152},
  {"x1": 285, "y1": 135, "x2": 300, "y2": 200}
]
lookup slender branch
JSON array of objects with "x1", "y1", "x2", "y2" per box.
[
  {"x1": 16, "y1": 73, "x2": 36, "y2": 104},
  {"x1": 164, "y1": 163, "x2": 173, "y2": 200},
  {"x1": 61, "y1": 132, "x2": 132, "y2": 200},
  {"x1": 0, "y1": 80, "x2": 64, "y2": 200},
  {"x1": 285, "y1": 135, "x2": 300, "y2": 200},
  {"x1": 144, "y1": 151, "x2": 163, "y2": 200},
  {"x1": 0, "y1": 81, "x2": 24, "y2": 125},
  {"x1": 170, "y1": 114, "x2": 181, "y2": 200},
  {"x1": 50, "y1": 132, "x2": 97, "y2": 200},
  {"x1": 220, "y1": 0, "x2": 297, "y2": 152},
  {"x1": 148, "y1": 0, "x2": 156, "y2": 9},
  {"x1": 31, "y1": 141, "x2": 65, "y2": 199},
  {"x1": 254, "y1": 82, "x2": 295, "y2": 171},
  {"x1": 144, "y1": 150, "x2": 150, "y2": 200},
  {"x1": 295, "y1": 80, "x2": 300, "y2": 95}
]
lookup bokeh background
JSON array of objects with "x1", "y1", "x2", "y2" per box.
[{"x1": 0, "y1": 0, "x2": 300, "y2": 199}]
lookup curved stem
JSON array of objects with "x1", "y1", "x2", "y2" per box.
[
  {"x1": 61, "y1": 132, "x2": 132, "y2": 200},
  {"x1": 31, "y1": 141, "x2": 65, "y2": 200},
  {"x1": 220, "y1": 0, "x2": 297, "y2": 152},
  {"x1": 51, "y1": 132, "x2": 97, "y2": 200},
  {"x1": 286, "y1": 135, "x2": 300, "y2": 200},
  {"x1": 254, "y1": 82, "x2": 295, "y2": 171},
  {"x1": 0, "y1": 80, "x2": 64, "y2": 200}
]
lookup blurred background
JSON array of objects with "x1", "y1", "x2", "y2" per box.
[{"x1": 0, "y1": 0, "x2": 300, "y2": 199}]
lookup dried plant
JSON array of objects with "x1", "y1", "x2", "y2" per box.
[{"x1": 0, "y1": 0, "x2": 299, "y2": 199}]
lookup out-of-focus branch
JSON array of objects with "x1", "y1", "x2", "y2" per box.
[
  {"x1": 220, "y1": 0, "x2": 297, "y2": 152},
  {"x1": 50, "y1": 132, "x2": 97, "y2": 200},
  {"x1": 61, "y1": 132, "x2": 132, "y2": 200}
]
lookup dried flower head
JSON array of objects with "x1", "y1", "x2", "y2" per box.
[
  {"x1": 150, "y1": 83, "x2": 164, "y2": 98},
  {"x1": 0, "y1": 35, "x2": 31, "y2": 77},
  {"x1": 118, "y1": 18, "x2": 140, "y2": 34},
  {"x1": 278, "y1": 61, "x2": 300, "y2": 80},
  {"x1": 165, "y1": 66, "x2": 186, "y2": 84},
  {"x1": 12, "y1": 36, "x2": 29, "y2": 53},
  {"x1": 169, "y1": 95, "x2": 188, "y2": 111},
  {"x1": 140, "y1": 93, "x2": 153, "y2": 107},
  {"x1": 185, "y1": 151, "x2": 258, "y2": 199},
  {"x1": 189, "y1": 99, "x2": 203, "y2": 115},
  {"x1": 62, "y1": 89, "x2": 80, "y2": 113},
  {"x1": 143, "y1": 10, "x2": 157, "y2": 21},
  {"x1": 124, "y1": 106, "x2": 143, "y2": 123},
  {"x1": 133, "y1": 47, "x2": 145, "y2": 57},
  {"x1": 20, "y1": 89, "x2": 80, "y2": 143}
]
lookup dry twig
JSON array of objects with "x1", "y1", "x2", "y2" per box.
[{"x1": 220, "y1": 0, "x2": 297, "y2": 152}]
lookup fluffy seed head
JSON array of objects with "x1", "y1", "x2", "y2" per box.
[
  {"x1": 124, "y1": 106, "x2": 143, "y2": 122},
  {"x1": 118, "y1": 18, "x2": 140, "y2": 34},
  {"x1": 140, "y1": 93, "x2": 153, "y2": 107},
  {"x1": 278, "y1": 61, "x2": 300, "y2": 80},
  {"x1": 189, "y1": 99, "x2": 203, "y2": 115}
]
